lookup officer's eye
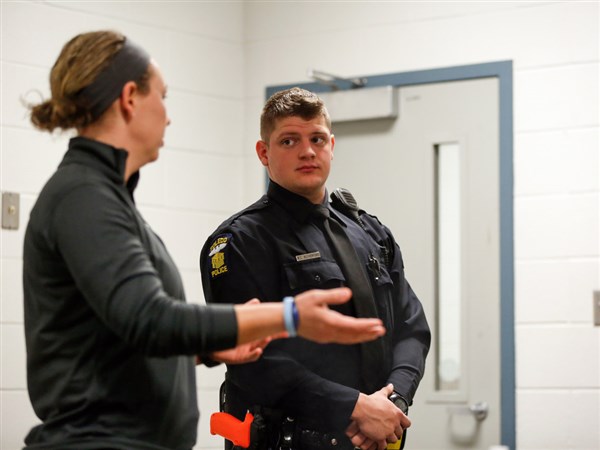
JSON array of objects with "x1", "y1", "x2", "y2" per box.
[
  {"x1": 280, "y1": 138, "x2": 296, "y2": 147},
  {"x1": 310, "y1": 134, "x2": 328, "y2": 145}
]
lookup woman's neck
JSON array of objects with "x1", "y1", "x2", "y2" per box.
[{"x1": 79, "y1": 122, "x2": 141, "y2": 183}]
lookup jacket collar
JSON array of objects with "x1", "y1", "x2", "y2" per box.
[
  {"x1": 61, "y1": 136, "x2": 139, "y2": 195},
  {"x1": 266, "y1": 180, "x2": 346, "y2": 225}
]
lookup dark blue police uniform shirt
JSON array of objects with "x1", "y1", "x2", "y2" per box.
[{"x1": 200, "y1": 181, "x2": 430, "y2": 433}]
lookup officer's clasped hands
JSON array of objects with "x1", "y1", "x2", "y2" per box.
[{"x1": 347, "y1": 384, "x2": 410, "y2": 450}]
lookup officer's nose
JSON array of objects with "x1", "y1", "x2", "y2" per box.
[{"x1": 298, "y1": 139, "x2": 316, "y2": 158}]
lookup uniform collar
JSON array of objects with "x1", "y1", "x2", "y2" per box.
[{"x1": 266, "y1": 180, "x2": 346, "y2": 225}]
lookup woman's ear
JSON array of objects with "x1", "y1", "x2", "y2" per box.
[{"x1": 119, "y1": 81, "x2": 138, "y2": 120}]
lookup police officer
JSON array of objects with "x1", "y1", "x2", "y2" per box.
[{"x1": 200, "y1": 87, "x2": 430, "y2": 450}]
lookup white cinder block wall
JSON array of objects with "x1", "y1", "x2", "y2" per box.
[
  {"x1": 1, "y1": 2, "x2": 245, "y2": 449},
  {"x1": 1, "y1": 1, "x2": 598, "y2": 450},
  {"x1": 242, "y1": 2, "x2": 599, "y2": 450}
]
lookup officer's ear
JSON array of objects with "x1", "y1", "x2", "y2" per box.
[
  {"x1": 256, "y1": 140, "x2": 269, "y2": 167},
  {"x1": 330, "y1": 134, "x2": 335, "y2": 159}
]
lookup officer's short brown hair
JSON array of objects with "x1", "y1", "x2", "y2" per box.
[{"x1": 260, "y1": 87, "x2": 332, "y2": 142}]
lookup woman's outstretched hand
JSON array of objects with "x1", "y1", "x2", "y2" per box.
[
  {"x1": 232, "y1": 287, "x2": 385, "y2": 349},
  {"x1": 295, "y1": 287, "x2": 386, "y2": 344}
]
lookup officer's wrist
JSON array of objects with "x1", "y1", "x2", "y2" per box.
[{"x1": 388, "y1": 392, "x2": 409, "y2": 414}]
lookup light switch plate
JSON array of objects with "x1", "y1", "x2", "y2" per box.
[
  {"x1": 594, "y1": 291, "x2": 600, "y2": 327},
  {"x1": 2, "y1": 192, "x2": 19, "y2": 230}
]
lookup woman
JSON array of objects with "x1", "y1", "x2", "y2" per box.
[{"x1": 23, "y1": 30, "x2": 385, "y2": 449}]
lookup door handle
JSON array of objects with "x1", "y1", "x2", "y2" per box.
[{"x1": 447, "y1": 401, "x2": 489, "y2": 421}]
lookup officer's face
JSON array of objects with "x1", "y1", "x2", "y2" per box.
[{"x1": 256, "y1": 115, "x2": 335, "y2": 204}]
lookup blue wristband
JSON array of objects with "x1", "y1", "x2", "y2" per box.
[
  {"x1": 283, "y1": 296, "x2": 297, "y2": 337},
  {"x1": 292, "y1": 299, "x2": 300, "y2": 330}
]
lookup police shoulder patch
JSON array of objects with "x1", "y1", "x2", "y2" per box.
[{"x1": 208, "y1": 233, "x2": 232, "y2": 278}]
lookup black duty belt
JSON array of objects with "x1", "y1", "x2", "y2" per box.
[
  {"x1": 296, "y1": 428, "x2": 355, "y2": 450},
  {"x1": 249, "y1": 410, "x2": 354, "y2": 450}
]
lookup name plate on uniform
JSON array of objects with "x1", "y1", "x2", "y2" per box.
[{"x1": 295, "y1": 251, "x2": 321, "y2": 262}]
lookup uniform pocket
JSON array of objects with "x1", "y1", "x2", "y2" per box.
[{"x1": 283, "y1": 259, "x2": 345, "y2": 291}]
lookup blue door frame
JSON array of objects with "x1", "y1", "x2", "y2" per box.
[{"x1": 266, "y1": 61, "x2": 515, "y2": 449}]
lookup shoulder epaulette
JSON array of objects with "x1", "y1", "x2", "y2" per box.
[{"x1": 221, "y1": 195, "x2": 271, "y2": 226}]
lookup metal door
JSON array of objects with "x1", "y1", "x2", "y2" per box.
[{"x1": 327, "y1": 78, "x2": 502, "y2": 449}]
